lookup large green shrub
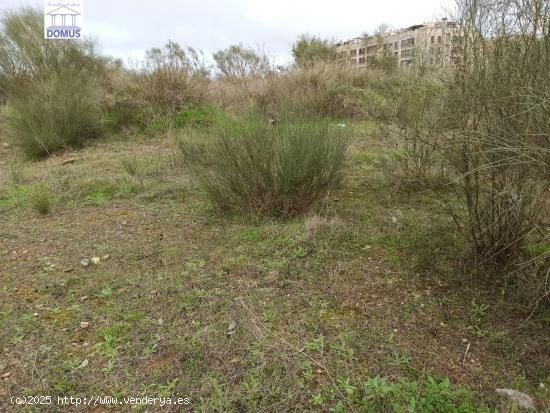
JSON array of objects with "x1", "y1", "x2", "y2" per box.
[
  {"x1": 0, "y1": 8, "x2": 104, "y2": 157},
  {"x1": 178, "y1": 115, "x2": 350, "y2": 215}
]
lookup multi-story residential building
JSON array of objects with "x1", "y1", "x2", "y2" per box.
[{"x1": 336, "y1": 19, "x2": 460, "y2": 68}]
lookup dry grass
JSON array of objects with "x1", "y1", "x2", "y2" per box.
[
  {"x1": 209, "y1": 63, "x2": 403, "y2": 121},
  {"x1": 304, "y1": 214, "x2": 345, "y2": 239}
]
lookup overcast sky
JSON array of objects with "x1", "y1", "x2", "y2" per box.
[{"x1": 2, "y1": 0, "x2": 455, "y2": 65}]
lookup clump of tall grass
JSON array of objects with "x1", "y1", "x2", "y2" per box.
[
  {"x1": 30, "y1": 188, "x2": 53, "y2": 215},
  {"x1": 7, "y1": 160, "x2": 25, "y2": 184},
  {"x1": 0, "y1": 8, "x2": 104, "y2": 158},
  {"x1": 178, "y1": 114, "x2": 350, "y2": 216}
]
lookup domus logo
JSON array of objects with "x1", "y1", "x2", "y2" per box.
[{"x1": 44, "y1": 1, "x2": 83, "y2": 39}]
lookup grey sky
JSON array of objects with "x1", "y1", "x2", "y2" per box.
[{"x1": 2, "y1": 0, "x2": 455, "y2": 65}]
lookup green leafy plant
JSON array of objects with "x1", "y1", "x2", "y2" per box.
[
  {"x1": 331, "y1": 376, "x2": 496, "y2": 413},
  {"x1": 470, "y1": 300, "x2": 489, "y2": 318}
]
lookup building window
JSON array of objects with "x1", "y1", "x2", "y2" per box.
[
  {"x1": 359, "y1": 57, "x2": 365, "y2": 64},
  {"x1": 359, "y1": 48, "x2": 365, "y2": 55},
  {"x1": 400, "y1": 38, "x2": 415, "y2": 48},
  {"x1": 431, "y1": 36, "x2": 435, "y2": 44},
  {"x1": 401, "y1": 49, "x2": 411, "y2": 58},
  {"x1": 438, "y1": 36, "x2": 442, "y2": 44},
  {"x1": 350, "y1": 58, "x2": 357, "y2": 64},
  {"x1": 394, "y1": 42, "x2": 398, "y2": 50},
  {"x1": 350, "y1": 49, "x2": 357, "y2": 56}
]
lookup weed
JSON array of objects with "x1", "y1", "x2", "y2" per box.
[
  {"x1": 143, "y1": 341, "x2": 158, "y2": 357},
  {"x1": 82, "y1": 180, "x2": 117, "y2": 204},
  {"x1": 7, "y1": 161, "x2": 25, "y2": 184},
  {"x1": 121, "y1": 157, "x2": 140, "y2": 177},
  {"x1": 291, "y1": 246, "x2": 308, "y2": 258},
  {"x1": 305, "y1": 335, "x2": 325, "y2": 352},
  {"x1": 470, "y1": 300, "x2": 489, "y2": 319},
  {"x1": 30, "y1": 188, "x2": 53, "y2": 215},
  {"x1": 97, "y1": 286, "x2": 114, "y2": 298},
  {"x1": 240, "y1": 228, "x2": 262, "y2": 241},
  {"x1": 301, "y1": 361, "x2": 314, "y2": 381},
  {"x1": 337, "y1": 377, "x2": 357, "y2": 396},
  {"x1": 333, "y1": 375, "x2": 493, "y2": 412},
  {"x1": 387, "y1": 352, "x2": 411, "y2": 369},
  {"x1": 95, "y1": 325, "x2": 128, "y2": 358}
]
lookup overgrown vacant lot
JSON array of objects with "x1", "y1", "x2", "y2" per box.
[{"x1": 1, "y1": 125, "x2": 548, "y2": 412}]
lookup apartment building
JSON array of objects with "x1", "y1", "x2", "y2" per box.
[{"x1": 336, "y1": 19, "x2": 460, "y2": 68}]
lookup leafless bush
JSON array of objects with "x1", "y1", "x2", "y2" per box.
[
  {"x1": 442, "y1": 0, "x2": 550, "y2": 275},
  {"x1": 393, "y1": 79, "x2": 445, "y2": 184}
]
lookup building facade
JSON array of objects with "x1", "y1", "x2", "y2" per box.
[{"x1": 336, "y1": 19, "x2": 460, "y2": 68}]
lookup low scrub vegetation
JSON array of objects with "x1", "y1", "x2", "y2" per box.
[
  {"x1": 178, "y1": 114, "x2": 350, "y2": 215},
  {"x1": 104, "y1": 41, "x2": 209, "y2": 134},
  {"x1": 254, "y1": 63, "x2": 401, "y2": 120}
]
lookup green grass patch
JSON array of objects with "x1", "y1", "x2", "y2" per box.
[
  {"x1": 174, "y1": 104, "x2": 233, "y2": 129},
  {"x1": 78, "y1": 179, "x2": 140, "y2": 204}
]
